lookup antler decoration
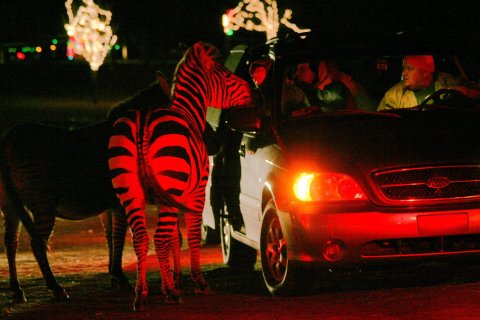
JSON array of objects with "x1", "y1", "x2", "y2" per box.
[
  {"x1": 65, "y1": 0, "x2": 117, "y2": 71},
  {"x1": 222, "y1": 0, "x2": 310, "y2": 40}
]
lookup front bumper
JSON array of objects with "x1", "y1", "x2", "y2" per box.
[{"x1": 278, "y1": 205, "x2": 480, "y2": 268}]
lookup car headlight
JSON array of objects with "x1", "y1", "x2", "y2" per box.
[{"x1": 293, "y1": 172, "x2": 367, "y2": 202}]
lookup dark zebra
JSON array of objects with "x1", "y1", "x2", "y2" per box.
[
  {"x1": 0, "y1": 75, "x2": 171, "y2": 303},
  {"x1": 108, "y1": 42, "x2": 253, "y2": 311}
]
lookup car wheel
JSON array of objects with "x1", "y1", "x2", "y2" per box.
[
  {"x1": 201, "y1": 222, "x2": 220, "y2": 244},
  {"x1": 220, "y1": 206, "x2": 257, "y2": 270},
  {"x1": 260, "y1": 200, "x2": 304, "y2": 296}
]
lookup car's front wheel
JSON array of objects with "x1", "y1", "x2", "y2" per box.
[
  {"x1": 260, "y1": 200, "x2": 305, "y2": 296},
  {"x1": 220, "y1": 206, "x2": 257, "y2": 270}
]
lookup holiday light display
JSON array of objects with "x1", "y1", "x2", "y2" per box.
[
  {"x1": 64, "y1": 0, "x2": 117, "y2": 71},
  {"x1": 222, "y1": 0, "x2": 310, "y2": 40}
]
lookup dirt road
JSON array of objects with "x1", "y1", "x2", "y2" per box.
[{"x1": 3, "y1": 213, "x2": 480, "y2": 319}]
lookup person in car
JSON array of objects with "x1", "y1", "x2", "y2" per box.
[
  {"x1": 326, "y1": 60, "x2": 375, "y2": 111},
  {"x1": 251, "y1": 60, "x2": 271, "y2": 87},
  {"x1": 281, "y1": 64, "x2": 311, "y2": 114},
  {"x1": 315, "y1": 60, "x2": 357, "y2": 110},
  {"x1": 378, "y1": 55, "x2": 438, "y2": 110},
  {"x1": 378, "y1": 55, "x2": 480, "y2": 110},
  {"x1": 284, "y1": 61, "x2": 356, "y2": 116}
]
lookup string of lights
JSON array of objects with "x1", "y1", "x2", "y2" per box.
[
  {"x1": 64, "y1": 0, "x2": 117, "y2": 71},
  {"x1": 222, "y1": 0, "x2": 310, "y2": 40}
]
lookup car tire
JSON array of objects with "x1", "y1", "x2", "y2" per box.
[
  {"x1": 201, "y1": 222, "x2": 220, "y2": 244},
  {"x1": 260, "y1": 200, "x2": 305, "y2": 296},
  {"x1": 220, "y1": 206, "x2": 257, "y2": 270}
]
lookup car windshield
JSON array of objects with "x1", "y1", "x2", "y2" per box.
[{"x1": 280, "y1": 52, "x2": 480, "y2": 119}]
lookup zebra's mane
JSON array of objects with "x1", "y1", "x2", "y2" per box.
[{"x1": 170, "y1": 42, "x2": 220, "y2": 97}]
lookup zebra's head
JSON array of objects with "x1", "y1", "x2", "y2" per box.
[{"x1": 172, "y1": 42, "x2": 253, "y2": 111}]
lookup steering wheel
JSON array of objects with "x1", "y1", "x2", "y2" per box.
[{"x1": 420, "y1": 88, "x2": 474, "y2": 109}]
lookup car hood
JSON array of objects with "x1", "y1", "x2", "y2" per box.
[{"x1": 278, "y1": 109, "x2": 480, "y2": 173}]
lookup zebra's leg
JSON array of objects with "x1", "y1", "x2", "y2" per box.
[
  {"x1": 127, "y1": 209, "x2": 150, "y2": 312},
  {"x1": 160, "y1": 217, "x2": 182, "y2": 295},
  {"x1": 172, "y1": 221, "x2": 182, "y2": 291},
  {"x1": 2, "y1": 204, "x2": 27, "y2": 303},
  {"x1": 153, "y1": 205, "x2": 182, "y2": 304},
  {"x1": 99, "y1": 210, "x2": 113, "y2": 272},
  {"x1": 112, "y1": 196, "x2": 149, "y2": 311},
  {"x1": 29, "y1": 210, "x2": 69, "y2": 300},
  {"x1": 109, "y1": 113, "x2": 150, "y2": 312},
  {"x1": 185, "y1": 210, "x2": 213, "y2": 296},
  {"x1": 101, "y1": 207, "x2": 131, "y2": 290}
]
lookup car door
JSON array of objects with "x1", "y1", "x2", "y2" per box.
[
  {"x1": 238, "y1": 132, "x2": 266, "y2": 243},
  {"x1": 203, "y1": 45, "x2": 249, "y2": 231},
  {"x1": 237, "y1": 58, "x2": 278, "y2": 243}
]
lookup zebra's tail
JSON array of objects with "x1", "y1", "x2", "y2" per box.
[
  {"x1": 0, "y1": 134, "x2": 45, "y2": 247},
  {"x1": 140, "y1": 158, "x2": 189, "y2": 213}
]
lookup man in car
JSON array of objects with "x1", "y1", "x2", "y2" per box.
[
  {"x1": 378, "y1": 55, "x2": 438, "y2": 110},
  {"x1": 284, "y1": 61, "x2": 356, "y2": 116},
  {"x1": 377, "y1": 55, "x2": 479, "y2": 110}
]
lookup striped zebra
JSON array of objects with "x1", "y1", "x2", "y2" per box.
[
  {"x1": 0, "y1": 75, "x2": 171, "y2": 303},
  {"x1": 108, "y1": 42, "x2": 253, "y2": 311}
]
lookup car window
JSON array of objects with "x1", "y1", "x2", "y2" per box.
[{"x1": 280, "y1": 53, "x2": 480, "y2": 119}]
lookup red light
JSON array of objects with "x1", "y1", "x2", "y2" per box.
[
  {"x1": 323, "y1": 240, "x2": 345, "y2": 261},
  {"x1": 16, "y1": 52, "x2": 26, "y2": 60},
  {"x1": 293, "y1": 172, "x2": 367, "y2": 202},
  {"x1": 337, "y1": 176, "x2": 363, "y2": 199},
  {"x1": 67, "y1": 45, "x2": 75, "y2": 59}
]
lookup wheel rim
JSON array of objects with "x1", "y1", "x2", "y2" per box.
[{"x1": 265, "y1": 215, "x2": 288, "y2": 283}]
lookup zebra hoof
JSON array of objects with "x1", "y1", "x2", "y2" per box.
[
  {"x1": 195, "y1": 283, "x2": 213, "y2": 296},
  {"x1": 12, "y1": 289, "x2": 27, "y2": 303},
  {"x1": 165, "y1": 288, "x2": 182, "y2": 305},
  {"x1": 133, "y1": 295, "x2": 148, "y2": 312},
  {"x1": 192, "y1": 275, "x2": 213, "y2": 296},
  {"x1": 53, "y1": 288, "x2": 70, "y2": 301}
]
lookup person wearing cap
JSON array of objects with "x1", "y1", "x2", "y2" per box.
[
  {"x1": 378, "y1": 55, "x2": 441, "y2": 110},
  {"x1": 250, "y1": 59, "x2": 272, "y2": 88},
  {"x1": 284, "y1": 61, "x2": 356, "y2": 116}
]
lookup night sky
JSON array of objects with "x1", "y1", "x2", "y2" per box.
[
  {"x1": 1, "y1": 0, "x2": 478, "y2": 51},
  {"x1": 1, "y1": 1, "x2": 240, "y2": 45}
]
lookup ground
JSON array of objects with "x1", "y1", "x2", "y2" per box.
[{"x1": 3, "y1": 212, "x2": 480, "y2": 319}]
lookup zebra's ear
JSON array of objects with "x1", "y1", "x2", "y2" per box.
[{"x1": 194, "y1": 42, "x2": 216, "y2": 72}]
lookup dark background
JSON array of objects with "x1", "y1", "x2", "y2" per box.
[
  {"x1": 1, "y1": 0, "x2": 479, "y2": 134},
  {"x1": 2, "y1": 0, "x2": 479, "y2": 52}
]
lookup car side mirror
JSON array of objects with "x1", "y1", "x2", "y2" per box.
[{"x1": 226, "y1": 107, "x2": 261, "y2": 132}]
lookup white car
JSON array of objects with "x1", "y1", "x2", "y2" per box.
[{"x1": 203, "y1": 31, "x2": 480, "y2": 295}]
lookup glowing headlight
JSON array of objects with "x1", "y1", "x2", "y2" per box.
[{"x1": 293, "y1": 172, "x2": 367, "y2": 202}]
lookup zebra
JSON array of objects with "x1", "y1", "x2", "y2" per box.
[
  {"x1": 108, "y1": 41, "x2": 253, "y2": 311},
  {"x1": 0, "y1": 75, "x2": 172, "y2": 303}
]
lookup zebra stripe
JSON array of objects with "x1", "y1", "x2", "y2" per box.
[{"x1": 108, "y1": 41, "x2": 252, "y2": 311}]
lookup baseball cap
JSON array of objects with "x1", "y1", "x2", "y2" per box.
[{"x1": 403, "y1": 55, "x2": 435, "y2": 73}]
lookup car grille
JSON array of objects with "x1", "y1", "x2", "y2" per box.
[
  {"x1": 373, "y1": 165, "x2": 480, "y2": 203},
  {"x1": 361, "y1": 234, "x2": 480, "y2": 257}
]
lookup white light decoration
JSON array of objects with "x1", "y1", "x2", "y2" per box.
[
  {"x1": 222, "y1": 0, "x2": 310, "y2": 40},
  {"x1": 64, "y1": 0, "x2": 117, "y2": 71}
]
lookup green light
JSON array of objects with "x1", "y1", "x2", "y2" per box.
[
  {"x1": 226, "y1": 29, "x2": 234, "y2": 36},
  {"x1": 114, "y1": 44, "x2": 120, "y2": 50},
  {"x1": 52, "y1": 38, "x2": 58, "y2": 45}
]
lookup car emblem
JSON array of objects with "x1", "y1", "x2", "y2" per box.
[{"x1": 426, "y1": 176, "x2": 450, "y2": 189}]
